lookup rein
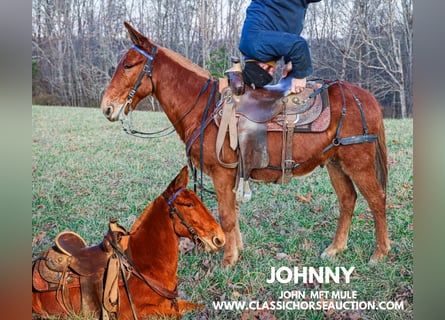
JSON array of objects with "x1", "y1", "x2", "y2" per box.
[
  {"x1": 120, "y1": 44, "x2": 180, "y2": 139},
  {"x1": 117, "y1": 43, "x2": 219, "y2": 196},
  {"x1": 107, "y1": 236, "x2": 179, "y2": 320},
  {"x1": 121, "y1": 77, "x2": 214, "y2": 139},
  {"x1": 114, "y1": 188, "x2": 203, "y2": 318},
  {"x1": 104, "y1": 186, "x2": 201, "y2": 319}
]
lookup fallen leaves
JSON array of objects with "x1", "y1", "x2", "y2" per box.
[
  {"x1": 357, "y1": 213, "x2": 372, "y2": 221},
  {"x1": 387, "y1": 203, "x2": 403, "y2": 209},
  {"x1": 301, "y1": 238, "x2": 315, "y2": 250},
  {"x1": 274, "y1": 252, "x2": 289, "y2": 261},
  {"x1": 271, "y1": 250, "x2": 301, "y2": 263},
  {"x1": 295, "y1": 191, "x2": 311, "y2": 203},
  {"x1": 241, "y1": 307, "x2": 278, "y2": 320},
  {"x1": 402, "y1": 183, "x2": 411, "y2": 191},
  {"x1": 32, "y1": 231, "x2": 46, "y2": 246},
  {"x1": 32, "y1": 221, "x2": 57, "y2": 247},
  {"x1": 179, "y1": 237, "x2": 195, "y2": 254},
  {"x1": 331, "y1": 310, "x2": 363, "y2": 320}
]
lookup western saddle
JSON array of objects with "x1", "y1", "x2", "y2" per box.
[
  {"x1": 215, "y1": 58, "x2": 331, "y2": 201},
  {"x1": 33, "y1": 219, "x2": 129, "y2": 320}
]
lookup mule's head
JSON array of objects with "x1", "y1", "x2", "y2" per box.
[
  {"x1": 101, "y1": 22, "x2": 157, "y2": 122},
  {"x1": 163, "y1": 166, "x2": 225, "y2": 252}
]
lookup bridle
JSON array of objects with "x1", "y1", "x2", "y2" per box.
[
  {"x1": 105, "y1": 187, "x2": 201, "y2": 320},
  {"x1": 162, "y1": 187, "x2": 201, "y2": 243},
  {"x1": 120, "y1": 45, "x2": 157, "y2": 117},
  {"x1": 118, "y1": 43, "x2": 218, "y2": 144},
  {"x1": 116, "y1": 44, "x2": 219, "y2": 198},
  {"x1": 119, "y1": 44, "x2": 179, "y2": 138}
]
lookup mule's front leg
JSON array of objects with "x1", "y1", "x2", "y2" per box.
[
  {"x1": 213, "y1": 175, "x2": 243, "y2": 267},
  {"x1": 234, "y1": 201, "x2": 244, "y2": 250}
]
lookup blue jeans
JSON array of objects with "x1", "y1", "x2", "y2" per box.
[{"x1": 239, "y1": 30, "x2": 313, "y2": 79}]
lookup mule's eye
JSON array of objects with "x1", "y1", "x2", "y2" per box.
[
  {"x1": 178, "y1": 202, "x2": 194, "y2": 208},
  {"x1": 123, "y1": 64, "x2": 134, "y2": 70}
]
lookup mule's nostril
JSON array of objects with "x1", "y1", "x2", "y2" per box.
[
  {"x1": 103, "y1": 106, "x2": 113, "y2": 118},
  {"x1": 213, "y1": 236, "x2": 225, "y2": 248}
]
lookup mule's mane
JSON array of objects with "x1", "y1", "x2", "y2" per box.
[
  {"x1": 129, "y1": 198, "x2": 160, "y2": 234},
  {"x1": 160, "y1": 45, "x2": 211, "y2": 80}
]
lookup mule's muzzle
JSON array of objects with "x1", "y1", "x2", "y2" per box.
[
  {"x1": 197, "y1": 234, "x2": 225, "y2": 252},
  {"x1": 213, "y1": 235, "x2": 225, "y2": 249},
  {"x1": 103, "y1": 105, "x2": 114, "y2": 121}
]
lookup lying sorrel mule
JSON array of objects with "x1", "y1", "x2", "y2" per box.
[
  {"x1": 100, "y1": 22, "x2": 390, "y2": 267},
  {"x1": 32, "y1": 166, "x2": 225, "y2": 319}
]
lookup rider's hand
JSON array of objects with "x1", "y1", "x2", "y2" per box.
[
  {"x1": 291, "y1": 77, "x2": 306, "y2": 94},
  {"x1": 282, "y1": 61, "x2": 292, "y2": 78}
]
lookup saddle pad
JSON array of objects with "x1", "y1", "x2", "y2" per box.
[
  {"x1": 268, "y1": 83, "x2": 331, "y2": 133},
  {"x1": 268, "y1": 102, "x2": 331, "y2": 133},
  {"x1": 213, "y1": 80, "x2": 331, "y2": 133}
]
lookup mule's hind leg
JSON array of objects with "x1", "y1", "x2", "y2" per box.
[
  {"x1": 321, "y1": 159, "x2": 357, "y2": 259},
  {"x1": 348, "y1": 163, "x2": 390, "y2": 263}
]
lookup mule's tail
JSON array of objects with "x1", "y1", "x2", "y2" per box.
[{"x1": 375, "y1": 119, "x2": 388, "y2": 192}]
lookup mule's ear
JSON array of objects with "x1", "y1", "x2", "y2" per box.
[
  {"x1": 174, "y1": 166, "x2": 189, "y2": 189},
  {"x1": 124, "y1": 21, "x2": 149, "y2": 48},
  {"x1": 166, "y1": 166, "x2": 189, "y2": 195}
]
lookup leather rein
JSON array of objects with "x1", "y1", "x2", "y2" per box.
[
  {"x1": 119, "y1": 44, "x2": 174, "y2": 138},
  {"x1": 105, "y1": 187, "x2": 201, "y2": 319},
  {"x1": 117, "y1": 44, "x2": 218, "y2": 196}
]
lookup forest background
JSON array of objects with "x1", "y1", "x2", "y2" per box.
[{"x1": 31, "y1": 0, "x2": 412, "y2": 118}]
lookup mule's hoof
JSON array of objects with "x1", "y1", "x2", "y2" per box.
[
  {"x1": 368, "y1": 253, "x2": 387, "y2": 265},
  {"x1": 222, "y1": 253, "x2": 239, "y2": 268},
  {"x1": 321, "y1": 244, "x2": 347, "y2": 260},
  {"x1": 320, "y1": 250, "x2": 334, "y2": 260},
  {"x1": 369, "y1": 247, "x2": 390, "y2": 265},
  {"x1": 368, "y1": 258, "x2": 379, "y2": 266},
  {"x1": 222, "y1": 259, "x2": 236, "y2": 268}
]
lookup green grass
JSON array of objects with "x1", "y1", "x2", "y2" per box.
[{"x1": 32, "y1": 106, "x2": 413, "y2": 319}]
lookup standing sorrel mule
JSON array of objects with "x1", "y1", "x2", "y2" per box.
[
  {"x1": 32, "y1": 166, "x2": 225, "y2": 319},
  {"x1": 100, "y1": 22, "x2": 390, "y2": 267}
]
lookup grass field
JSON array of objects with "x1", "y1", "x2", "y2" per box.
[{"x1": 32, "y1": 106, "x2": 413, "y2": 320}]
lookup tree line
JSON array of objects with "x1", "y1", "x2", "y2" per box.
[{"x1": 32, "y1": 0, "x2": 412, "y2": 118}]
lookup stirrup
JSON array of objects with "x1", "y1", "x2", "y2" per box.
[{"x1": 234, "y1": 178, "x2": 252, "y2": 202}]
